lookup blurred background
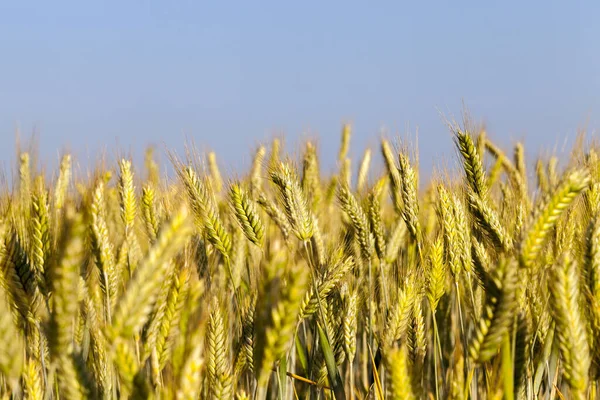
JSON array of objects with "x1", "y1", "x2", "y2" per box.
[{"x1": 1, "y1": 1, "x2": 599, "y2": 180}]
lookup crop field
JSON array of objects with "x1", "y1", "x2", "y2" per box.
[{"x1": 0, "y1": 122, "x2": 599, "y2": 400}]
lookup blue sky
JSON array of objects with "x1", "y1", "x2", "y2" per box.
[{"x1": 1, "y1": 1, "x2": 599, "y2": 179}]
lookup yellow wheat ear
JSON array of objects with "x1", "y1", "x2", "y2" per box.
[
  {"x1": 549, "y1": 253, "x2": 590, "y2": 400},
  {"x1": 270, "y1": 162, "x2": 314, "y2": 242},
  {"x1": 49, "y1": 208, "x2": 90, "y2": 399},
  {"x1": 468, "y1": 257, "x2": 518, "y2": 363},
  {"x1": 208, "y1": 152, "x2": 224, "y2": 195},
  {"x1": 0, "y1": 277, "x2": 24, "y2": 387},
  {"x1": 398, "y1": 152, "x2": 421, "y2": 249},
  {"x1": 3, "y1": 120, "x2": 600, "y2": 399},
  {"x1": 53, "y1": 154, "x2": 72, "y2": 213},
  {"x1": 454, "y1": 128, "x2": 488, "y2": 200},
  {"x1": 520, "y1": 169, "x2": 590, "y2": 269},
  {"x1": 384, "y1": 344, "x2": 415, "y2": 400},
  {"x1": 179, "y1": 165, "x2": 232, "y2": 259},
  {"x1": 108, "y1": 206, "x2": 192, "y2": 340},
  {"x1": 337, "y1": 183, "x2": 373, "y2": 261},
  {"x1": 253, "y1": 253, "x2": 308, "y2": 390},
  {"x1": 207, "y1": 298, "x2": 233, "y2": 399},
  {"x1": 338, "y1": 124, "x2": 351, "y2": 166},
  {"x1": 230, "y1": 183, "x2": 264, "y2": 247},
  {"x1": 118, "y1": 159, "x2": 137, "y2": 233}
]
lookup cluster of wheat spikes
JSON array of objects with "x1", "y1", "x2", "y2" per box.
[{"x1": 1, "y1": 123, "x2": 600, "y2": 400}]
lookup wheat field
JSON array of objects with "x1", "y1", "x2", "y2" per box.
[{"x1": 0, "y1": 123, "x2": 599, "y2": 399}]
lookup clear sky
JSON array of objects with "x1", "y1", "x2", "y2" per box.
[{"x1": 1, "y1": 1, "x2": 599, "y2": 178}]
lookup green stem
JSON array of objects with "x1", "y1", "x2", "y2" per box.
[
  {"x1": 379, "y1": 261, "x2": 390, "y2": 320},
  {"x1": 501, "y1": 334, "x2": 514, "y2": 400},
  {"x1": 455, "y1": 281, "x2": 467, "y2": 356},
  {"x1": 466, "y1": 273, "x2": 479, "y2": 320},
  {"x1": 433, "y1": 311, "x2": 440, "y2": 400},
  {"x1": 368, "y1": 258, "x2": 373, "y2": 352},
  {"x1": 224, "y1": 255, "x2": 242, "y2": 318},
  {"x1": 349, "y1": 357, "x2": 355, "y2": 400},
  {"x1": 455, "y1": 280, "x2": 470, "y2": 392}
]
